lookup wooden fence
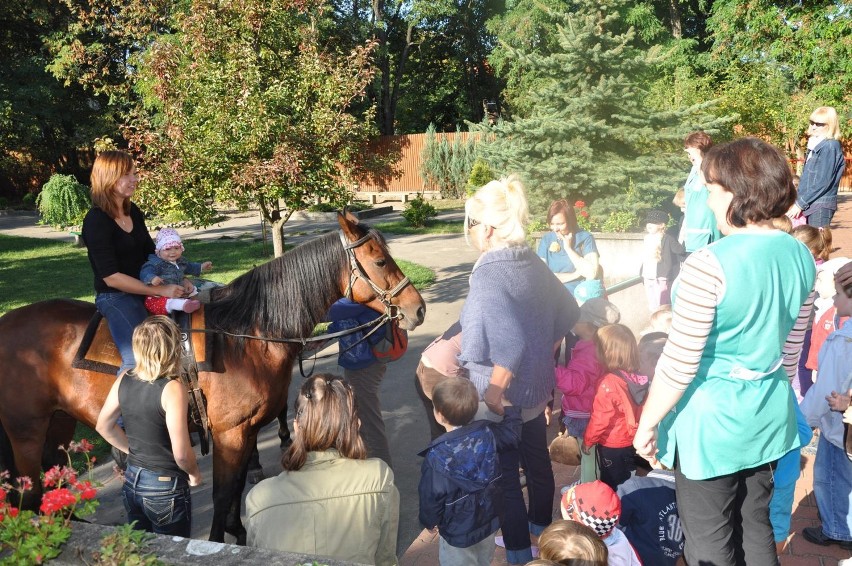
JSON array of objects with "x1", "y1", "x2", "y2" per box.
[{"x1": 353, "y1": 133, "x2": 852, "y2": 194}]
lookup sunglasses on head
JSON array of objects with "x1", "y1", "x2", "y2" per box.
[
  {"x1": 467, "y1": 217, "x2": 481, "y2": 229},
  {"x1": 809, "y1": 120, "x2": 827, "y2": 128}
]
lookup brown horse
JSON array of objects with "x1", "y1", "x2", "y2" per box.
[{"x1": 0, "y1": 212, "x2": 425, "y2": 543}]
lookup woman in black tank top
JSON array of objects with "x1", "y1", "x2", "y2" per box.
[{"x1": 96, "y1": 316, "x2": 203, "y2": 536}]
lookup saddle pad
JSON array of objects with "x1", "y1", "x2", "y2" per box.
[{"x1": 72, "y1": 308, "x2": 216, "y2": 375}]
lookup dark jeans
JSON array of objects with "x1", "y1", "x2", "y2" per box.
[
  {"x1": 123, "y1": 465, "x2": 192, "y2": 537},
  {"x1": 95, "y1": 291, "x2": 147, "y2": 375},
  {"x1": 596, "y1": 445, "x2": 637, "y2": 491},
  {"x1": 414, "y1": 362, "x2": 447, "y2": 441},
  {"x1": 798, "y1": 328, "x2": 814, "y2": 396},
  {"x1": 806, "y1": 207, "x2": 835, "y2": 228},
  {"x1": 499, "y1": 408, "x2": 554, "y2": 564},
  {"x1": 675, "y1": 462, "x2": 777, "y2": 566}
]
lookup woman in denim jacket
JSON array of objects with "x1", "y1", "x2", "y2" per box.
[{"x1": 788, "y1": 106, "x2": 846, "y2": 228}]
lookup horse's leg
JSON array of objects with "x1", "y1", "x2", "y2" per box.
[
  {"x1": 209, "y1": 425, "x2": 255, "y2": 543},
  {"x1": 42, "y1": 411, "x2": 77, "y2": 470},
  {"x1": 5, "y1": 419, "x2": 51, "y2": 510},
  {"x1": 277, "y1": 404, "x2": 291, "y2": 450},
  {"x1": 0, "y1": 419, "x2": 14, "y2": 477}
]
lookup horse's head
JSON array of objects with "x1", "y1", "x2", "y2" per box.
[{"x1": 338, "y1": 211, "x2": 426, "y2": 330}]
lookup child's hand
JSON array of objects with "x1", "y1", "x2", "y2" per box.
[
  {"x1": 201, "y1": 261, "x2": 213, "y2": 272},
  {"x1": 581, "y1": 442, "x2": 593, "y2": 454},
  {"x1": 544, "y1": 404, "x2": 552, "y2": 426},
  {"x1": 826, "y1": 390, "x2": 852, "y2": 412},
  {"x1": 149, "y1": 276, "x2": 163, "y2": 286}
]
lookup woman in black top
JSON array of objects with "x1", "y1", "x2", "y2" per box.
[
  {"x1": 96, "y1": 316, "x2": 203, "y2": 536},
  {"x1": 81, "y1": 151, "x2": 187, "y2": 375}
]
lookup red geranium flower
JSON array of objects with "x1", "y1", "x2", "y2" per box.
[
  {"x1": 40, "y1": 488, "x2": 77, "y2": 514},
  {"x1": 580, "y1": 210, "x2": 589, "y2": 218},
  {"x1": 0, "y1": 487, "x2": 6, "y2": 500},
  {"x1": 74, "y1": 481, "x2": 97, "y2": 501},
  {"x1": 574, "y1": 200, "x2": 586, "y2": 208}
]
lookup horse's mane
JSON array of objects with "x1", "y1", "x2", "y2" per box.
[{"x1": 204, "y1": 223, "x2": 386, "y2": 341}]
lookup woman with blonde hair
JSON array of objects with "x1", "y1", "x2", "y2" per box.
[
  {"x1": 96, "y1": 316, "x2": 203, "y2": 536},
  {"x1": 460, "y1": 175, "x2": 580, "y2": 563},
  {"x1": 787, "y1": 106, "x2": 846, "y2": 228},
  {"x1": 246, "y1": 374, "x2": 399, "y2": 565},
  {"x1": 82, "y1": 151, "x2": 188, "y2": 376}
]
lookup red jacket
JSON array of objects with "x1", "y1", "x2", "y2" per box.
[{"x1": 584, "y1": 372, "x2": 645, "y2": 449}]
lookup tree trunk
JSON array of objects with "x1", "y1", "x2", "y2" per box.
[
  {"x1": 387, "y1": 24, "x2": 415, "y2": 135},
  {"x1": 272, "y1": 217, "x2": 287, "y2": 257},
  {"x1": 668, "y1": 0, "x2": 682, "y2": 39}
]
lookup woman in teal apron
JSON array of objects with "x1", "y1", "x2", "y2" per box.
[{"x1": 634, "y1": 138, "x2": 816, "y2": 566}]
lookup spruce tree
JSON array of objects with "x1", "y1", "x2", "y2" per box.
[{"x1": 476, "y1": 0, "x2": 731, "y2": 220}]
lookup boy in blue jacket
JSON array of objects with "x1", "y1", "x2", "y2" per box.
[{"x1": 418, "y1": 377, "x2": 520, "y2": 566}]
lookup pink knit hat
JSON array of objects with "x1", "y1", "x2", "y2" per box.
[{"x1": 155, "y1": 228, "x2": 184, "y2": 253}]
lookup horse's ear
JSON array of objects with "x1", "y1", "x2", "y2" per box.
[{"x1": 338, "y1": 209, "x2": 361, "y2": 240}]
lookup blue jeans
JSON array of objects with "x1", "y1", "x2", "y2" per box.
[
  {"x1": 123, "y1": 465, "x2": 192, "y2": 537},
  {"x1": 499, "y1": 408, "x2": 554, "y2": 564},
  {"x1": 813, "y1": 435, "x2": 852, "y2": 541},
  {"x1": 95, "y1": 292, "x2": 147, "y2": 375},
  {"x1": 806, "y1": 207, "x2": 835, "y2": 228}
]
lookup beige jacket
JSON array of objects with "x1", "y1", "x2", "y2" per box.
[{"x1": 245, "y1": 449, "x2": 399, "y2": 565}]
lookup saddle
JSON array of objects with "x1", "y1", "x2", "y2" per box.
[{"x1": 73, "y1": 308, "x2": 221, "y2": 456}]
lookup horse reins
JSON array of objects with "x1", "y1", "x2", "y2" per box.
[{"x1": 188, "y1": 228, "x2": 412, "y2": 351}]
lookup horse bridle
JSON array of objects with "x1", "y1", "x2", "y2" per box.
[
  {"x1": 339, "y1": 229, "x2": 412, "y2": 321},
  {"x1": 194, "y1": 228, "x2": 413, "y2": 346}
]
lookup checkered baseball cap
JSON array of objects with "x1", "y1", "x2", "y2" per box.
[{"x1": 561, "y1": 480, "x2": 621, "y2": 538}]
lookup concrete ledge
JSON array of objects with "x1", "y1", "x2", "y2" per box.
[{"x1": 52, "y1": 522, "x2": 368, "y2": 565}]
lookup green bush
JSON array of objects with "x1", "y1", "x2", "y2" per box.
[
  {"x1": 466, "y1": 159, "x2": 494, "y2": 196},
  {"x1": 21, "y1": 192, "x2": 36, "y2": 208},
  {"x1": 600, "y1": 210, "x2": 639, "y2": 233},
  {"x1": 402, "y1": 194, "x2": 438, "y2": 227},
  {"x1": 0, "y1": 197, "x2": 8, "y2": 209},
  {"x1": 36, "y1": 174, "x2": 91, "y2": 228}
]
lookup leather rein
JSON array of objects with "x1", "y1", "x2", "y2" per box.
[{"x1": 190, "y1": 229, "x2": 412, "y2": 347}]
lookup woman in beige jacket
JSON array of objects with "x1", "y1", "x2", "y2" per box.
[{"x1": 245, "y1": 374, "x2": 399, "y2": 565}]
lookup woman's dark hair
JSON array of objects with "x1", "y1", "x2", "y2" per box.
[
  {"x1": 547, "y1": 199, "x2": 580, "y2": 235},
  {"x1": 281, "y1": 374, "x2": 366, "y2": 471},
  {"x1": 684, "y1": 131, "x2": 713, "y2": 153},
  {"x1": 701, "y1": 138, "x2": 796, "y2": 229}
]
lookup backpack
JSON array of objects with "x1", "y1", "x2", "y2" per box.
[{"x1": 371, "y1": 320, "x2": 408, "y2": 362}]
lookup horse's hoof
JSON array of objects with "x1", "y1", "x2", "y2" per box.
[{"x1": 247, "y1": 468, "x2": 265, "y2": 484}]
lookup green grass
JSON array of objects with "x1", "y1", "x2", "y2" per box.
[
  {"x1": 428, "y1": 198, "x2": 465, "y2": 211},
  {"x1": 0, "y1": 233, "x2": 435, "y2": 315},
  {"x1": 373, "y1": 219, "x2": 463, "y2": 235}
]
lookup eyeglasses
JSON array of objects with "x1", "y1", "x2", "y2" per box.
[
  {"x1": 467, "y1": 217, "x2": 481, "y2": 229},
  {"x1": 809, "y1": 120, "x2": 827, "y2": 128}
]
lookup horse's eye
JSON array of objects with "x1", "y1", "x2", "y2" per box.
[{"x1": 374, "y1": 259, "x2": 387, "y2": 268}]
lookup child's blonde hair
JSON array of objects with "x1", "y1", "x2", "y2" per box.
[
  {"x1": 649, "y1": 304, "x2": 672, "y2": 333},
  {"x1": 131, "y1": 316, "x2": 182, "y2": 383},
  {"x1": 538, "y1": 519, "x2": 608, "y2": 565},
  {"x1": 594, "y1": 323, "x2": 639, "y2": 373},
  {"x1": 793, "y1": 225, "x2": 832, "y2": 262},
  {"x1": 771, "y1": 215, "x2": 793, "y2": 233}
]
